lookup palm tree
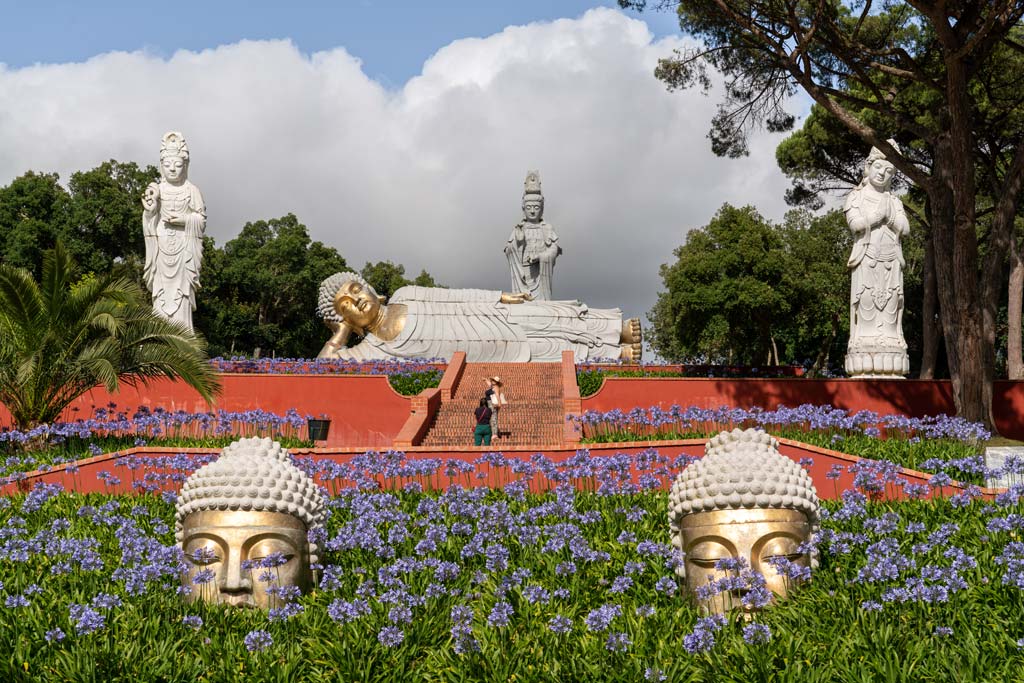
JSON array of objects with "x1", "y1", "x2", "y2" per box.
[{"x1": 0, "y1": 242, "x2": 220, "y2": 429}]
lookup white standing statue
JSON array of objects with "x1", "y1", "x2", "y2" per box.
[
  {"x1": 505, "y1": 170, "x2": 561, "y2": 300},
  {"x1": 844, "y1": 142, "x2": 910, "y2": 378},
  {"x1": 142, "y1": 131, "x2": 206, "y2": 331}
]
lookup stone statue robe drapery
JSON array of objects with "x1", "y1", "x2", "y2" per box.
[
  {"x1": 505, "y1": 222, "x2": 560, "y2": 300},
  {"x1": 845, "y1": 185, "x2": 908, "y2": 346},
  {"x1": 329, "y1": 286, "x2": 621, "y2": 362},
  {"x1": 143, "y1": 181, "x2": 206, "y2": 330}
]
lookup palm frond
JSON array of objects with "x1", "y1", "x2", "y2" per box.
[
  {"x1": 40, "y1": 242, "x2": 75, "y2": 321},
  {"x1": 0, "y1": 242, "x2": 221, "y2": 427},
  {"x1": 0, "y1": 265, "x2": 45, "y2": 333}
]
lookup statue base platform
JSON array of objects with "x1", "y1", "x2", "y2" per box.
[{"x1": 845, "y1": 341, "x2": 909, "y2": 378}]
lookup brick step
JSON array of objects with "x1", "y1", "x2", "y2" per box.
[{"x1": 418, "y1": 360, "x2": 567, "y2": 447}]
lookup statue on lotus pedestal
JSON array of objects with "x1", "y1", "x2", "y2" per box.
[
  {"x1": 505, "y1": 170, "x2": 561, "y2": 301},
  {"x1": 315, "y1": 271, "x2": 642, "y2": 362},
  {"x1": 668, "y1": 428, "x2": 820, "y2": 615},
  {"x1": 142, "y1": 131, "x2": 206, "y2": 331},
  {"x1": 844, "y1": 141, "x2": 910, "y2": 378},
  {"x1": 175, "y1": 437, "x2": 326, "y2": 609}
]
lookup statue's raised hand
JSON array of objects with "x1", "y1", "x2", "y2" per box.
[{"x1": 142, "y1": 183, "x2": 160, "y2": 212}]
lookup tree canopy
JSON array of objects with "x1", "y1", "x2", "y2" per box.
[
  {"x1": 625, "y1": 0, "x2": 1024, "y2": 427},
  {"x1": 650, "y1": 205, "x2": 791, "y2": 365},
  {"x1": 197, "y1": 214, "x2": 348, "y2": 359},
  {"x1": 0, "y1": 162, "x2": 158, "y2": 280},
  {"x1": 649, "y1": 205, "x2": 887, "y2": 374}
]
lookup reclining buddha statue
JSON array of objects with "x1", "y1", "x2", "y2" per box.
[{"x1": 315, "y1": 272, "x2": 642, "y2": 363}]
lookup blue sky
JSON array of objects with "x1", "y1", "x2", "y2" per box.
[{"x1": 0, "y1": 1, "x2": 680, "y2": 86}]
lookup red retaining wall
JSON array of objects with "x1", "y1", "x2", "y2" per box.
[
  {"x1": 0, "y1": 374, "x2": 412, "y2": 448},
  {"x1": 1, "y1": 439, "x2": 992, "y2": 502},
  {"x1": 582, "y1": 377, "x2": 1024, "y2": 439}
]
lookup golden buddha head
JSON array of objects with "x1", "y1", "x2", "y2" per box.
[
  {"x1": 317, "y1": 271, "x2": 382, "y2": 335},
  {"x1": 668, "y1": 428, "x2": 820, "y2": 615},
  {"x1": 175, "y1": 437, "x2": 327, "y2": 609}
]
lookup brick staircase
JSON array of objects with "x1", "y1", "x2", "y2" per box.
[{"x1": 418, "y1": 362, "x2": 565, "y2": 447}]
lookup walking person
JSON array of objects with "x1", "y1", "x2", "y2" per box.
[
  {"x1": 486, "y1": 376, "x2": 507, "y2": 440},
  {"x1": 474, "y1": 398, "x2": 493, "y2": 446}
]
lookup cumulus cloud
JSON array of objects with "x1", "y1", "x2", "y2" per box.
[{"x1": 0, "y1": 8, "x2": 795, "y2": 325}]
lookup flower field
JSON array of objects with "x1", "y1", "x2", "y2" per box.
[
  {"x1": 574, "y1": 404, "x2": 990, "y2": 481},
  {"x1": 210, "y1": 357, "x2": 445, "y2": 376},
  {"x1": 209, "y1": 358, "x2": 444, "y2": 396},
  {"x1": 1, "y1": 445, "x2": 1024, "y2": 682},
  {"x1": 0, "y1": 407, "x2": 311, "y2": 476}
]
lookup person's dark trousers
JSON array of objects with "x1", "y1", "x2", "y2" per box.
[{"x1": 474, "y1": 424, "x2": 492, "y2": 446}]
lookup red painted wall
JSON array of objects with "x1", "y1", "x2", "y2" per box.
[
  {"x1": 0, "y1": 375, "x2": 412, "y2": 448},
  {"x1": 582, "y1": 377, "x2": 1024, "y2": 439}
]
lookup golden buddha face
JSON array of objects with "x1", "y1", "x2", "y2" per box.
[
  {"x1": 866, "y1": 158, "x2": 894, "y2": 191},
  {"x1": 333, "y1": 280, "x2": 382, "y2": 332},
  {"x1": 678, "y1": 508, "x2": 811, "y2": 615},
  {"x1": 523, "y1": 198, "x2": 544, "y2": 222},
  {"x1": 161, "y1": 155, "x2": 188, "y2": 185},
  {"x1": 181, "y1": 509, "x2": 312, "y2": 609}
]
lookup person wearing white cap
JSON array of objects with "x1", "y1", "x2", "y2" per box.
[{"x1": 484, "y1": 376, "x2": 507, "y2": 440}]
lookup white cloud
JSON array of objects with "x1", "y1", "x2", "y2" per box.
[{"x1": 0, "y1": 8, "x2": 795, "y2": 326}]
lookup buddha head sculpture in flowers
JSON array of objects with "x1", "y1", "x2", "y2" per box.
[
  {"x1": 175, "y1": 437, "x2": 327, "y2": 609},
  {"x1": 668, "y1": 428, "x2": 820, "y2": 615}
]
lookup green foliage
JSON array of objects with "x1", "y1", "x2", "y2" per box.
[
  {"x1": 361, "y1": 261, "x2": 443, "y2": 301},
  {"x1": 0, "y1": 171, "x2": 72, "y2": 279},
  {"x1": 777, "y1": 209, "x2": 855, "y2": 373},
  {"x1": 63, "y1": 161, "x2": 159, "y2": 275},
  {"x1": 573, "y1": 370, "x2": 610, "y2": 397},
  {"x1": 387, "y1": 369, "x2": 443, "y2": 396},
  {"x1": 649, "y1": 205, "x2": 859, "y2": 371},
  {"x1": 0, "y1": 243, "x2": 219, "y2": 428},
  {"x1": 775, "y1": 105, "x2": 865, "y2": 209},
  {"x1": 196, "y1": 214, "x2": 348, "y2": 358},
  {"x1": 649, "y1": 204, "x2": 791, "y2": 364},
  {"x1": 0, "y1": 490, "x2": 1022, "y2": 682},
  {"x1": 0, "y1": 162, "x2": 158, "y2": 281}
]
